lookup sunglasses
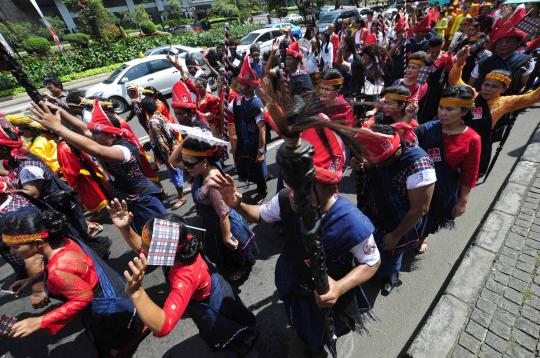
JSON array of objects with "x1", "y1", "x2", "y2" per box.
[{"x1": 183, "y1": 159, "x2": 201, "y2": 169}]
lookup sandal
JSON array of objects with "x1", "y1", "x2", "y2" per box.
[
  {"x1": 171, "y1": 197, "x2": 186, "y2": 209},
  {"x1": 87, "y1": 222, "x2": 104, "y2": 238}
]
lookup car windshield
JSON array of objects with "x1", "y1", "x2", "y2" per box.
[
  {"x1": 103, "y1": 64, "x2": 128, "y2": 84},
  {"x1": 239, "y1": 32, "x2": 260, "y2": 45},
  {"x1": 319, "y1": 13, "x2": 338, "y2": 23}
]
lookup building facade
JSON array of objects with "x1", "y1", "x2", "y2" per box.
[{"x1": 0, "y1": 0, "x2": 214, "y2": 33}]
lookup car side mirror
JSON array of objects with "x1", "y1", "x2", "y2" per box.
[{"x1": 119, "y1": 77, "x2": 129, "y2": 84}]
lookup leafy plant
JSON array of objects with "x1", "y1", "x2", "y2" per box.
[
  {"x1": 21, "y1": 37, "x2": 51, "y2": 56},
  {"x1": 165, "y1": 0, "x2": 184, "y2": 22},
  {"x1": 140, "y1": 20, "x2": 157, "y2": 35},
  {"x1": 64, "y1": 33, "x2": 91, "y2": 48},
  {"x1": 64, "y1": 0, "x2": 119, "y2": 40}
]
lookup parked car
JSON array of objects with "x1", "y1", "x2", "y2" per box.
[
  {"x1": 284, "y1": 13, "x2": 303, "y2": 24},
  {"x1": 236, "y1": 28, "x2": 285, "y2": 56},
  {"x1": 168, "y1": 24, "x2": 193, "y2": 35},
  {"x1": 85, "y1": 55, "x2": 184, "y2": 113},
  {"x1": 144, "y1": 45, "x2": 204, "y2": 59},
  {"x1": 264, "y1": 22, "x2": 303, "y2": 39},
  {"x1": 317, "y1": 9, "x2": 358, "y2": 32}
]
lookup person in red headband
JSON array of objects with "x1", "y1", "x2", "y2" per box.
[
  {"x1": 319, "y1": 69, "x2": 354, "y2": 127},
  {"x1": 363, "y1": 85, "x2": 419, "y2": 128},
  {"x1": 170, "y1": 80, "x2": 211, "y2": 130},
  {"x1": 356, "y1": 124, "x2": 435, "y2": 295},
  {"x1": 415, "y1": 85, "x2": 481, "y2": 254},
  {"x1": 231, "y1": 56, "x2": 268, "y2": 202},
  {"x1": 30, "y1": 101, "x2": 166, "y2": 235},
  {"x1": 0, "y1": 116, "x2": 108, "y2": 256},
  {"x1": 469, "y1": 27, "x2": 532, "y2": 95},
  {"x1": 265, "y1": 39, "x2": 314, "y2": 97},
  {"x1": 3, "y1": 209, "x2": 142, "y2": 355},
  {"x1": 110, "y1": 211, "x2": 258, "y2": 355},
  {"x1": 207, "y1": 126, "x2": 380, "y2": 356}
]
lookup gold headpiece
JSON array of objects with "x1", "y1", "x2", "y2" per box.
[
  {"x1": 439, "y1": 97, "x2": 475, "y2": 108},
  {"x1": 408, "y1": 59, "x2": 426, "y2": 67},
  {"x1": 321, "y1": 77, "x2": 344, "y2": 86},
  {"x1": 485, "y1": 72, "x2": 511, "y2": 86},
  {"x1": 384, "y1": 93, "x2": 409, "y2": 102},
  {"x1": 2, "y1": 231, "x2": 49, "y2": 245},
  {"x1": 181, "y1": 147, "x2": 218, "y2": 157}
]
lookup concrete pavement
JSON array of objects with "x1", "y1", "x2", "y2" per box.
[
  {"x1": 0, "y1": 107, "x2": 539, "y2": 357},
  {"x1": 408, "y1": 124, "x2": 540, "y2": 358}
]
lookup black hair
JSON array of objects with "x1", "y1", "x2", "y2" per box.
[
  {"x1": 195, "y1": 76, "x2": 208, "y2": 87},
  {"x1": 279, "y1": 37, "x2": 290, "y2": 48},
  {"x1": 66, "y1": 90, "x2": 85, "y2": 105},
  {"x1": 144, "y1": 86, "x2": 170, "y2": 112},
  {"x1": 185, "y1": 54, "x2": 197, "y2": 67},
  {"x1": 144, "y1": 213, "x2": 201, "y2": 264},
  {"x1": 182, "y1": 137, "x2": 222, "y2": 164},
  {"x1": 1, "y1": 209, "x2": 69, "y2": 245},
  {"x1": 141, "y1": 96, "x2": 157, "y2": 115},
  {"x1": 43, "y1": 77, "x2": 63, "y2": 90},
  {"x1": 370, "y1": 123, "x2": 396, "y2": 136},
  {"x1": 440, "y1": 85, "x2": 475, "y2": 121},
  {"x1": 321, "y1": 68, "x2": 344, "y2": 89},
  {"x1": 428, "y1": 36, "x2": 444, "y2": 48},
  {"x1": 249, "y1": 44, "x2": 260, "y2": 55}
]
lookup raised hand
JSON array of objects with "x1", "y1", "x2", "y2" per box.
[
  {"x1": 29, "y1": 101, "x2": 62, "y2": 132},
  {"x1": 124, "y1": 254, "x2": 148, "y2": 297},
  {"x1": 272, "y1": 38, "x2": 280, "y2": 52},
  {"x1": 207, "y1": 172, "x2": 242, "y2": 209},
  {"x1": 107, "y1": 198, "x2": 134, "y2": 229},
  {"x1": 455, "y1": 45, "x2": 470, "y2": 67}
]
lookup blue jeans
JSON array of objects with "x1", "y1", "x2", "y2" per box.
[
  {"x1": 168, "y1": 168, "x2": 184, "y2": 189},
  {"x1": 129, "y1": 194, "x2": 166, "y2": 234},
  {"x1": 375, "y1": 230, "x2": 404, "y2": 285}
]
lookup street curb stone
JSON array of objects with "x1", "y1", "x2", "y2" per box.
[
  {"x1": 406, "y1": 123, "x2": 540, "y2": 358},
  {"x1": 407, "y1": 294, "x2": 470, "y2": 357},
  {"x1": 446, "y1": 247, "x2": 496, "y2": 304}
]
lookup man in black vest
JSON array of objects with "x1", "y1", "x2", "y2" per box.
[{"x1": 469, "y1": 28, "x2": 533, "y2": 95}]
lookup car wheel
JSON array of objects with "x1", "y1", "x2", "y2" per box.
[{"x1": 110, "y1": 96, "x2": 128, "y2": 114}]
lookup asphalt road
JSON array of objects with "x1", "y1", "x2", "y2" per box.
[{"x1": 0, "y1": 102, "x2": 539, "y2": 358}]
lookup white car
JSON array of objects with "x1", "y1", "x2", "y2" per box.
[
  {"x1": 284, "y1": 14, "x2": 303, "y2": 24},
  {"x1": 236, "y1": 28, "x2": 284, "y2": 56},
  {"x1": 144, "y1": 45, "x2": 204, "y2": 59},
  {"x1": 85, "y1": 55, "x2": 184, "y2": 113}
]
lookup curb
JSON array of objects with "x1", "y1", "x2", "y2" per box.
[{"x1": 406, "y1": 124, "x2": 540, "y2": 357}]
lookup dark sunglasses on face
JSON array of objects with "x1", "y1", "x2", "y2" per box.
[{"x1": 183, "y1": 159, "x2": 201, "y2": 169}]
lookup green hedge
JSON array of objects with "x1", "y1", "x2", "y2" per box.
[
  {"x1": 22, "y1": 37, "x2": 51, "y2": 56},
  {"x1": 64, "y1": 33, "x2": 91, "y2": 48},
  {"x1": 0, "y1": 63, "x2": 123, "y2": 98},
  {"x1": 0, "y1": 24, "x2": 262, "y2": 97}
]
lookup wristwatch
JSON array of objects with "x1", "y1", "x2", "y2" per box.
[{"x1": 258, "y1": 149, "x2": 265, "y2": 155}]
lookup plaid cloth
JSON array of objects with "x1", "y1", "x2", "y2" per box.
[
  {"x1": 147, "y1": 219, "x2": 181, "y2": 266},
  {"x1": 517, "y1": 16, "x2": 540, "y2": 37},
  {"x1": 0, "y1": 314, "x2": 16, "y2": 336},
  {"x1": 392, "y1": 156, "x2": 435, "y2": 196}
]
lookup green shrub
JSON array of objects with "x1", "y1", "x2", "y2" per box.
[
  {"x1": 140, "y1": 21, "x2": 156, "y2": 35},
  {"x1": 22, "y1": 37, "x2": 51, "y2": 56},
  {"x1": 64, "y1": 33, "x2": 91, "y2": 48},
  {"x1": 0, "y1": 23, "x2": 262, "y2": 96}
]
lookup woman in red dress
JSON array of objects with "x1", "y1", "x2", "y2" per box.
[{"x1": 4, "y1": 209, "x2": 141, "y2": 356}]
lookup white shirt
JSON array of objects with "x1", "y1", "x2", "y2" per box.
[
  {"x1": 259, "y1": 194, "x2": 381, "y2": 266},
  {"x1": 321, "y1": 42, "x2": 334, "y2": 71},
  {"x1": 406, "y1": 168, "x2": 437, "y2": 190}
]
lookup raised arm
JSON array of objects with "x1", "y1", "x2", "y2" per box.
[{"x1": 30, "y1": 102, "x2": 126, "y2": 163}]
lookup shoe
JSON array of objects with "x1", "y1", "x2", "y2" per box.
[
  {"x1": 381, "y1": 279, "x2": 402, "y2": 296},
  {"x1": 171, "y1": 197, "x2": 186, "y2": 209}
]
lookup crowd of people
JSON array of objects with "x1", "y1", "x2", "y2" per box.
[{"x1": 1, "y1": 0, "x2": 540, "y2": 356}]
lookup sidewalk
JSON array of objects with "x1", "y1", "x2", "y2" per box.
[{"x1": 407, "y1": 124, "x2": 540, "y2": 357}]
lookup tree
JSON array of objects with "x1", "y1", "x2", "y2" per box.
[
  {"x1": 64, "y1": 0, "x2": 119, "y2": 40},
  {"x1": 134, "y1": 5, "x2": 151, "y2": 23},
  {"x1": 165, "y1": 0, "x2": 184, "y2": 21}
]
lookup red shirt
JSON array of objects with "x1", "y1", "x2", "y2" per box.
[
  {"x1": 326, "y1": 95, "x2": 353, "y2": 126},
  {"x1": 40, "y1": 239, "x2": 98, "y2": 334},
  {"x1": 157, "y1": 254, "x2": 212, "y2": 337},
  {"x1": 443, "y1": 127, "x2": 481, "y2": 189}
]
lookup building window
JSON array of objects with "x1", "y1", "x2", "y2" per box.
[{"x1": 103, "y1": 0, "x2": 129, "y2": 7}]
